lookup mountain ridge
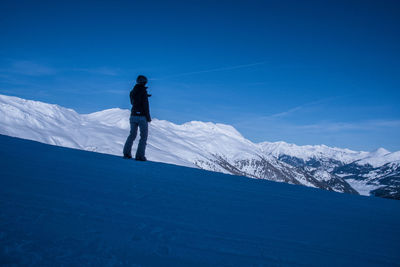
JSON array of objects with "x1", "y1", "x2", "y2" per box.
[{"x1": 1, "y1": 94, "x2": 399, "y2": 198}]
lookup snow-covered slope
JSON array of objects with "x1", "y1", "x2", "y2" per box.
[
  {"x1": 0, "y1": 94, "x2": 260, "y2": 168},
  {"x1": 1, "y1": 134, "x2": 400, "y2": 265},
  {"x1": 355, "y1": 149, "x2": 400, "y2": 168},
  {"x1": 1, "y1": 94, "x2": 399, "y2": 198}
]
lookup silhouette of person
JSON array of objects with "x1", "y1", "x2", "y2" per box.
[{"x1": 123, "y1": 75, "x2": 151, "y2": 161}]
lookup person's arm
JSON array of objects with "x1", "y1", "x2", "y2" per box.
[
  {"x1": 144, "y1": 94, "x2": 151, "y2": 122},
  {"x1": 129, "y1": 90, "x2": 134, "y2": 106}
]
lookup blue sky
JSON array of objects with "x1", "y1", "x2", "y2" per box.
[{"x1": 1, "y1": 0, "x2": 399, "y2": 151}]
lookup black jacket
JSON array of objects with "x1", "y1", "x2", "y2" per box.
[{"x1": 130, "y1": 84, "x2": 151, "y2": 122}]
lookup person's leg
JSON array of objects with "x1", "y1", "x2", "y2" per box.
[
  {"x1": 135, "y1": 116, "x2": 148, "y2": 160},
  {"x1": 123, "y1": 116, "x2": 139, "y2": 157}
]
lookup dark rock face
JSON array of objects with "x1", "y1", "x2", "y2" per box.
[
  {"x1": 334, "y1": 163, "x2": 375, "y2": 180},
  {"x1": 372, "y1": 185, "x2": 400, "y2": 199}
]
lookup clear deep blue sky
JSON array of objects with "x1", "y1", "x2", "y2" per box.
[{"x1": 1, "y1": 0, "x2": 399, "y2": 151}]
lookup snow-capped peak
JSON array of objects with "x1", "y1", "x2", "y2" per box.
[
  {"x1": 355, "y1": 151, "x2": 400, "y2": 168},
  {"x1": 258, "y1": 140, "x2": 369, "y2": 164},
  {"x1": 370, "y1": 147, "x2": 391, "y2": 157}
]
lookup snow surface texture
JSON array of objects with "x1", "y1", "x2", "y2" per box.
[
  {"x1": 1, "y1": 94, "x2": 399, "y2": 198},
  {"x1": 1, "y1": 134, "x2": 400, "y2": 266}
]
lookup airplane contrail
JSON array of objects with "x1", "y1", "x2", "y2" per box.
[{"x1": 151, "y1": 61, "x2": 266, "y2": 80}]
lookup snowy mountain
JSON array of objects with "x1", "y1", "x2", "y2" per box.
[
  {"x1": 259, "y1": 141, "x2": 370, "y2": 166},
  {"x1": 258, "y1": 141, "x2": 400, "y2": 198},
  {"x1": 2, "y1": 134, "x2": 400, "y2": 265},
  {"x1": 1, "y1": 94, "x2": 399, "y2": 199}
]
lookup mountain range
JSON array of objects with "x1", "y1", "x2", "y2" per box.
[{"x1": 1, "y1": 94, "x2": 399, "y2": 199}]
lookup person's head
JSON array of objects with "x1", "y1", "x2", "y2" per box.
[{"x1": 136, "y1": 75, "x2": 148, "y2": 85}]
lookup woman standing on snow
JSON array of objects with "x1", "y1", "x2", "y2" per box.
[{"x1": 123, "y1": 75, "x2": 151, "y2": 161}]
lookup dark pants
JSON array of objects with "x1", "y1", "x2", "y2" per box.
[{"x1": 123, "y1": 116, "x2": 148, "y2": 158}]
